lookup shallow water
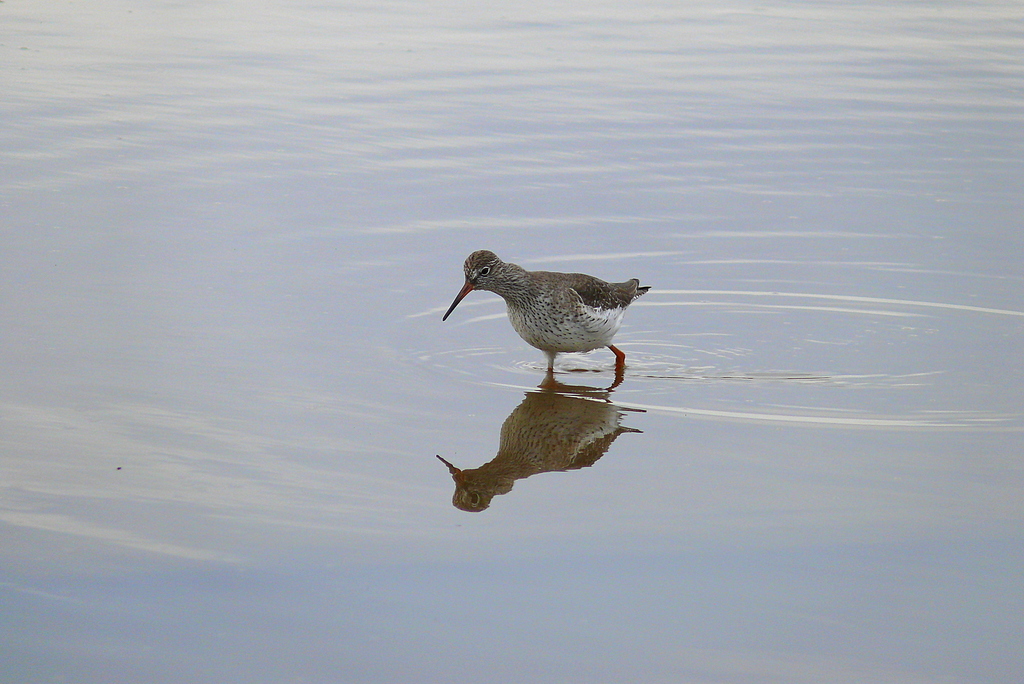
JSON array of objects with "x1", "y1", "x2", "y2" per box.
[{"x1": 3, "y1": 1, "x2": 1023, "y2": 682}]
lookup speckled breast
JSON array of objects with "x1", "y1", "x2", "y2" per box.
[{"x1": 506, "y1": 301, "x2": 625, "y2": 353}]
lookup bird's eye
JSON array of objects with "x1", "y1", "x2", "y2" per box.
[{"x1": 479, "y1": 266, "x2": 491, "y2": 276}]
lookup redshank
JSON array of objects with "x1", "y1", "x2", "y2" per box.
[{"x1": 442, "y1": 250, "x2": 649, "y2": 370}]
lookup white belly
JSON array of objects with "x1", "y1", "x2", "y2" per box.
[{"x1": 508, "y1": 302, "x2": 625, "y2": 353}]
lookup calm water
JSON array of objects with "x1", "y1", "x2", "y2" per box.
[{"x1": 3, "y1": 1, "x2": 1023, "y2": 682}]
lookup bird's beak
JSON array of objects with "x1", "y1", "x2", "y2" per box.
[
  {"x1": 442, "y1": 280, "x2": 475, "y2": 321},
  {"x1": 435, "y1": 454, "x2": 464, "y2": 483}
]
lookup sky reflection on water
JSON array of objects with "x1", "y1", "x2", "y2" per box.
[{"x1": 2, "y1": 1, "x2": 1023, "y2": 682}]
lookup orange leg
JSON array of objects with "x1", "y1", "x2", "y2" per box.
[
  {"x1": 609, "y1": 345, "x2": 627, "y2": 389},
  {"x1": 608, "y1": 344, "x2": 626, "y2": 367}
]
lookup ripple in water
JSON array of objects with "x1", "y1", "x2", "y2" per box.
[{"x1": 414, "y1": 286, "x2": 1024, "y2": 432}]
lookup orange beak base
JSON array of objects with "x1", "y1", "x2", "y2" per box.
[{"x1": 442, "y1": 280, "x2": 475, "y2": 321}]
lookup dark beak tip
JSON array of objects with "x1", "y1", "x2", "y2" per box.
[{"x1": 441, "y1": 281, "x2": 474, "y2": 321}]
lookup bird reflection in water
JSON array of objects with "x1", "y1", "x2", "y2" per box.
[{"x1": 436, "y1": 371, "x2": 644, "y2": 512}]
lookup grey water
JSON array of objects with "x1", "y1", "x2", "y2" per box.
[{"x1": 2, "y1": 1, "x2": 1022, "y2": 682}]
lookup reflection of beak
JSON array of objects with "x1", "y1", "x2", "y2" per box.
[
  {"x1": 442, "y1": 280, "x2": 475, "y2": 321},
  {"x1": 435, "y1": 454, "x2": 464, "y2": 483}
]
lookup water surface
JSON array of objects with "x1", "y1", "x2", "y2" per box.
[{"x1": 2, "y1": 1, "x2": 1023, "y2": 682}]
